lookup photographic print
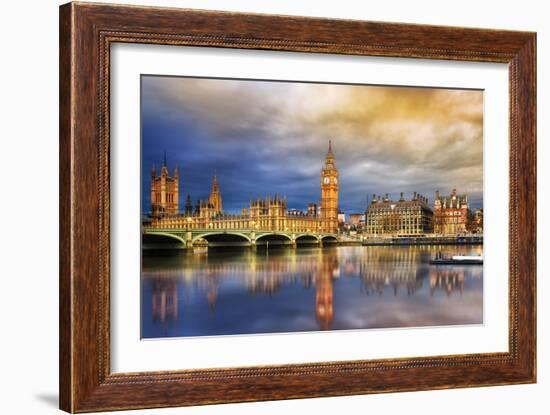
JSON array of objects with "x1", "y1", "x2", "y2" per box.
[{"x1": 141, "y1": 75, "x2": 484, "y2": 339}]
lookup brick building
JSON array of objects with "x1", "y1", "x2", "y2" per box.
[{"x1": 433, "y1": 189, "x2": 470, "y2": 235}]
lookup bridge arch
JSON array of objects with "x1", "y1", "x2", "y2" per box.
[
  {"x1": 142, "y1": 232, "x2": 186, "y2": 249},
  {"x1": 192, "y1": 231, "x2": 252, "y2": 247},
  {"x1": 192, "y1": 231, "x2": 251, "y2": 243},
  {"x1": 295, "y1": 233, "x2": 321, "y2": 244},
  {"x1": 321, "y1": 235, "x2": 338, "y2": 244},
  {"x1": 255, "y1": 233, "x2": 293, "y2": 246}
]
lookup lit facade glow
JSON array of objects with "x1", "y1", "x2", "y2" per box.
[{"x1": 146, "y1": 142, "x2": 339, "y2": 235}]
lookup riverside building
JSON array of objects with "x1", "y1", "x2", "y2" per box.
[
  {"x1": 364, "y1": 192, "x2": 433, "y2": 236},
  {"x1": 433, "y1": 189, "x2": 471, "y2": 235}
]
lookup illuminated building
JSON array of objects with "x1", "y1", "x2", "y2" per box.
[
  {"x1": 433, "y1": 189, "x2": 471, "y2": 235},
  {"x1": 147, "y1": 142, "x2": 339, "y2": 234},
  {"x1": 364, "y1": 192, "x2": 433, "y2": 236},
  {"x1": 150, "y1": 153, "x2": 179, "y2": 216}
]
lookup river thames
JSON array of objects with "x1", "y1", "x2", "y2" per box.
[{"x1": 141, "y1": 244, "x2": 483, "y2": 338}]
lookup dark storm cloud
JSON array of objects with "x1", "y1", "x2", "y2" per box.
[{"x1": 141, "y1": 76, "x2": 483, "y2": 214}]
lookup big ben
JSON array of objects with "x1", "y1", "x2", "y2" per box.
[{"x1": 321, "y1": 140, "x2": 339, "y2": 233}]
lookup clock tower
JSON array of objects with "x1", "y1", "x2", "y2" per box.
[{"x1": 321, "y1": 140, "x2": 339, "y2": 233}]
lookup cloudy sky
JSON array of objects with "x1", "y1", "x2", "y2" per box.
[{"x1": 141, "y1": 75, "x2": 483, "y2": 215}]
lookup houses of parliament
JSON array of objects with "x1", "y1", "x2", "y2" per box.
[{"x1": 147, "y1": 142, "x2": 340, "y2": 235}]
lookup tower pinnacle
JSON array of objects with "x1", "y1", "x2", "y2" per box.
[
  {"x1": 325, "y1": 140, "x2": 335, "y2": 168},
  {"x1": 208, "y1": 171, "x2": 222, "y2": 213},
  {"x1": 212, "y1": 170, "x2": 219, "y2": 192},
  {"x1": 151, "y1": 151, "x2": 179, "y2": 216}
]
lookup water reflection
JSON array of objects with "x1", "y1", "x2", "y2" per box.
[
  {"x1": 141, "y1": 245, "x2": 483, "y2": 338},
  {"x1": 151, "y1": 279, "x2": 177, "y2": 326}
]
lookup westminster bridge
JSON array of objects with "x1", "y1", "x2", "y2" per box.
[
  {"x1": 142, "y1": 205, "x2": 343, "y2": 249},
  {"x1": 142, "y1": 226, "x2": 340, "y2": 249}
]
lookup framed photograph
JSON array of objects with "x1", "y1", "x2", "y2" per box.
[{"x1": 59, "y1": 2, "x2": 536, "y2": 412}]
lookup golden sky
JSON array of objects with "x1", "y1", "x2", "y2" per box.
[{"x1": 142, "y1": 76, "x2": 483, "y2": 212}]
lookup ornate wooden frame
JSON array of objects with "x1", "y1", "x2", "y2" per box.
[{"x1": 59, "y1": 2, "x2": 536, "y2": 412}]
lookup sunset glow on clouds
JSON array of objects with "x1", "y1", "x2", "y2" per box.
[{"x1": 141, "y1": 76, "x2": 483, "y2": 214}]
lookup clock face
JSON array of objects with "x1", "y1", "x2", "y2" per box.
[
  {"x1": 323, "y1": 177, "x2": 330, "y2": 184},
  {"x1": 334, "y1": 177, "x2": 338, "y2": 184}
]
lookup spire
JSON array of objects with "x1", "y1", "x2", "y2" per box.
[
  {"x1": 326, "y1": 140, "x2": 334, "y2": 158},
  {"x1": 163, "y1": 150, "x2": 167, "y2": 167},
  {"x1": 324, "y1": 139, "x2": 335, "y2": 167},
  {"x1": 212, "y1": 170, "x2": 219, "y2": 192}
]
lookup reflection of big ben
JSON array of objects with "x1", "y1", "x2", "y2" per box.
[
  {"x1": 321, "y1": 141, "x2": 339, "y2": 233},
  {"x1": 315, "y1": 252, "x2": 337, "y2": 330}
]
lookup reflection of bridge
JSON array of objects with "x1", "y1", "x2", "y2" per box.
[
  {"x1": 142, "y1": 227, "x2": 339, "y2": 249},
  {"x1": 146, "y1": 249, "x2": 339, "y2": 331}
]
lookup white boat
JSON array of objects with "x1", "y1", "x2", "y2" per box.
[
  {"x1": 451, "y1": 255, "x2": 483, "y2": 262},
  {"x1": 430, "y1": 254, "x2": 483, "y2": 265}
]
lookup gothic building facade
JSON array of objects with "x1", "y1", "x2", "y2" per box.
[
  {"x1": 147, "y1": 142, "x2": 340, "y2": 234},
  {"x1": 208, "y1": 173, "x2": 222, "y2": 212},
  {"x1": 433, "y1": 189, "x2": 471, "y2": 235},
  {"x1": 151, "y1": 157, "x2": 179, "y2": 216},
  {"x1": 320, "y1": 141, "x2": 339, "y2": 234}
]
